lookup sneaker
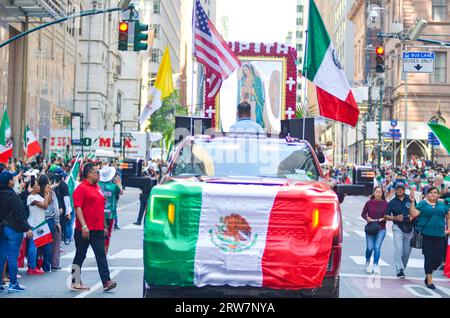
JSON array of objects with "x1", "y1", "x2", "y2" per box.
[
  {"x1": 373, "y1": 265, "x2": 381, "y2": 274},
  {"x1": 364, "y1": 262, "x2": 372, "y2": 274},
  {"x1": 70, "y1": 282, "x2": 90, "y2": 292},
  {"x1": 103, "y1": 280, "x2": 117, "y2": 292},
  {"x1": 133, "y1": 221, "x2": 141, "y2": 226},
  {"x1": 27, "y1": 268, "x2": 45, "y2": 276},
  {"x1": 8, "y1": 284, "x2": 26, "y2": 293},
  {"x1": 0, "y1": 285, "x2": 6, "y2": 293},
  {"x1": 51, "y1": 266, "x2": 62, "y2": 271},
  {"x1": 397, "y1": 270, "x2": 405, "y2": 278}
]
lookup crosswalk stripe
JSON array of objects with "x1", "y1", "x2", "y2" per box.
[
  {"x1": 405, "y1": 258, "x2": 424, "y2": 268},
  {"x1": 62, "y1": 248, "x2": 144, "y2": 259},
  {"x1": 122, "y1": 223, "x2": 144, "y2": 230},
  {"x1": 350, "y1": 256, "x2": 390, "y2": 266},
  {"x1": 110, "y1": 249, "x2": 143, "y2": 259}
]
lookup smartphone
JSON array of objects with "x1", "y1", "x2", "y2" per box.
[{"x1": 30, "y1": 175, "x2": 36, "y2": 187}]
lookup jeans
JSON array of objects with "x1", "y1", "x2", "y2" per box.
[
  {"x1": 365, "y1": 229, "x2": 386, "y2": 265},
  {"x1": 27, "y1": 237, "x2": 38, "y2": 269},
  {"x1": 71, "y1": 230, "x2": 111, "y2": 285},
  {"x1": 392, "y1": 224, "x2": 413, "y2": 272},
  {"x1": 52, "y1": 222, "x2": 61, "y2": 267},
  {"x1": 422, "y1": 234, "x2": 445, "y2": 275},
  {"x1": 42, "y1": 218, "x2": 56, "y2": 272},
  {"x1": 65, "y1": 210, "x2": 75, "y2": 242},
  {"x1": 0, "y1": 225, "x2": 24, "y2": 286}
]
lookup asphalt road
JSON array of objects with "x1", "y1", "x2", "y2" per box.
[{"x1": 2, "y1": 189, "x2": 449, "y2": 298}]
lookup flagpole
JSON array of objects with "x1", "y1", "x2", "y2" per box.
[
  {"x1": 190, "y1": 0, "x2": 197, "y2": 137},
  {"x1": 65, "y1": 153, "x2": 81, "y2": 183},
  {"x1": 302, "y1": 0, "x2": 310, "y2": 142}
]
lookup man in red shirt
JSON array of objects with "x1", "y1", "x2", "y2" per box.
[{"x1": 70, "y1": 163, "x2": 117, "y2": 292}]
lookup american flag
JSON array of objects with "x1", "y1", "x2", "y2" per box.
[{"x1": 193, "y1": 0, "x2": 241, "y2": 98}]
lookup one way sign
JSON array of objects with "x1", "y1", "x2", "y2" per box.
[{"x1": 403, "y1": 52, "x2": 435, "y2": 73}]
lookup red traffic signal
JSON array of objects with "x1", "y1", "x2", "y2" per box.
[
  {"x1": 118, "y1": 21, "x2": 128, "y2": 51},
  {"x1": 375, "y1": 46, "x2": 385, "y2": 73},
  {"x1": 376, "y1": 46, "x2": 384, "y2": 55},
  {"x1": 119, "y1": 22, "x2": 128, "y2": 32}
]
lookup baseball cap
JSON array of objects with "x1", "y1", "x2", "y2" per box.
[
  {"x1": 394, "y1": 181, "x2": 406, "y2": 189},
  {"x1": 0, "y1": 170, "x2": 17, "y2": 185},
  {"x1": 54, "y1": 166, "x2": 67, "y2": 178}
]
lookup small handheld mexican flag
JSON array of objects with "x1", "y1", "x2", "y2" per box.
[
  {"x1": 32, "y1": 220, "x2": 53, "y2": 248},
  {"x1": 23, "y1": 125, "x2": 42, "y2": 157},
  {"x1": 0, "y1": 106, "x2": 13, "y2": 164}
]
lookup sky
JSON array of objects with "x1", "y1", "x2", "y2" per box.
[{"x1": 216, "y1": 0, "x2": 297, "y2": 43}]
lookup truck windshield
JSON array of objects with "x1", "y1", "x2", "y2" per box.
[{"x1": 171, "y1": 138, "x2": 320, "y2": 180}]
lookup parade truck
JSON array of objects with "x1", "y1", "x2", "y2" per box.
[{"x1": 143, "y1": 135, "x2": 345, "y2": 298}]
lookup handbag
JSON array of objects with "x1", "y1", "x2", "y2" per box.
[
  {"x1": 365, "y1": 221, "x2": 380, "y2": 235},
  {"x1": 364, "y1": 204, "x2": 383, "y2": 235},
  {"x1": 410, "y1": 209, "x2": 435, "y2": 249}
]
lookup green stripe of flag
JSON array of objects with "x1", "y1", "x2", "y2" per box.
[
  {"x1": 302, "y1": 0, "x2": 331, "y2": 81},
  {"x1": 428, "y1": 122, "x2": 450, "y2": 155},
  {"x1": 144, "y1": 182, "x2": 203, "y2": 286},
  {"x1": 0, "y1": 107, "x2": 10, "y2": 146}
]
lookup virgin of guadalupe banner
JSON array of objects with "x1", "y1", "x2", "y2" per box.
[{"x1": 204, "y1": 42, "x2": 298, "y2": 134}]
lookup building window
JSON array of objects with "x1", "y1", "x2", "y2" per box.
[
  {"x1": 432, "y1": 0, "x2": 447, "y2": 21},
  {"x1": 117, "y1": 92, "x2": 122, "y2": 116},
  {"x1": 149, "y1": 72, "x2": 157, "y2": 86},
  {"x1": 297, "y1": 17, "x2": 303, "y2": 25},
  {"x1": 296, "y1": 31, "x2": 303, "y2": 39},
  {"x1": 151, "y1": 24, "x2": 160, "y2": 39},
  {"x1": 153, "y1": 0, "x2": 161, "y2": 14},
  {"x1": 297, "y1": 5, "x2": 303, "y2": 13},
  {"x1": 431, "y1": 52, "x2": 447, "y2": 83},
  {"x1": 151, "y1": 49, "x2": 160, "y2": 63}
]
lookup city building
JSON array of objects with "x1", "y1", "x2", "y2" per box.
[
  {"x1": 348, "y1": 0, "x2": 450, "y2": 166},
  {"x1": 0, "y1": 0, "x2": 80, "y2": 158}
]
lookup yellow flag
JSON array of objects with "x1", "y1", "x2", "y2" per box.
[{"x1": 139, "y1": 47, "x2": 174, "y2": 124}]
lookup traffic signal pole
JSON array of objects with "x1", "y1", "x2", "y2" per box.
[
  {"x1": 378, "y1": 78, "x2": 383, "y2": 168},
  {"x1": 0, "y1": 7, "x2": 128, "y2": 49}
]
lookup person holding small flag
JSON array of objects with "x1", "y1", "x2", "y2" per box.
[
  {"x1": 26, "y1": 175, "x2": 52, "y2": 275},
  {"x1": 0, "y1": 170, "x2": 33, "y2": 292}
]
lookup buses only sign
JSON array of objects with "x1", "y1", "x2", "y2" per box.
[{"x1": 403, "y1": 52, "x2": 435, "y2": 73}]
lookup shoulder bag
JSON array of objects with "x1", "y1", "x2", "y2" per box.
[
  {"x1": 364, "y1": 204, "x2": 383, "y2": 236},
  {"x1": 410, "y1": 206, "x2": 435, "y2": 249}
]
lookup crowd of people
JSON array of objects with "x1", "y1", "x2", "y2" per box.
[
  {"x1": 0, "y1": 153, "x2": 148, "y2": 293},
  {"x1": 359, "y1": 160, "x2": 450, "y2": 290}
]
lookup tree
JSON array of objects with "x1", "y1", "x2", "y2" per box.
[{"x1": 145, "y1": 90, "x2": 187, "y2": 149}]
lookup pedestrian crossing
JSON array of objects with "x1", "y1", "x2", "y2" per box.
[
  {"x1": 349, "y1": 256, "x2": 424, "y2": 268},
  {"x1": 60, "y1": 246, "x2": 425, "y2": 269}
]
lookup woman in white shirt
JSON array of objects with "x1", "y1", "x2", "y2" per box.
[{"x1": 26, "y1": 177, "x2": 51, "y2": 275}]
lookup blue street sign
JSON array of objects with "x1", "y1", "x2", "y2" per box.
[
  {"x1": 391, "y1": 120, "x2": 398, "y2": 127},
  {"x1": 403, "y1": 52, "x2": 435, "y2": 59}
]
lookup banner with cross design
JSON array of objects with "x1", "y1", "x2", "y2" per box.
[{"x1": 204, "y1": 42, "x2": 298, "y2": 134}]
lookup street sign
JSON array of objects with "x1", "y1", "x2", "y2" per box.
[
  {"x1": 403, "y1": 52, "x2": 435, "y2": 73},
  {"x1": 382, "y1": 132, "x2": 391, "y2": 138},
  {"x1": 391, "y1": 120, "x2": 397, "y2": 127}
]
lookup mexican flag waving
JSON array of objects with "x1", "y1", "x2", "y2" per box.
[
  {"x1": 0, "y1": 107, "x2": 13, "y2": 164},
  {"x1": 32, "y1": 220, "x2": 53, "y2": 248},
  {"x1": 66, "y1": 154, "x2": 81, "y2": 209},
  {"x1": 428, "y1": 122, "x2": 450, "y2": 155},
  {"x1": 23, "y1": 125, "x2": 42, "y2": 157},
  {"x1": 302, "y1": 0, "x2": 359, "y2": 127}
]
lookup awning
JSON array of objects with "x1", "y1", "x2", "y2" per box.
[{"x1": 0, "y1": 0, "x2": 66, "y2": 20}]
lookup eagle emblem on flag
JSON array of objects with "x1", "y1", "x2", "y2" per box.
[{"x1": 209, "y1": 214, "x2": 258, "y2": 253}]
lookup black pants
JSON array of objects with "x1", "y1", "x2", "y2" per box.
[
  {"x1": 137, "y1": 193, "x2": 148, "y2": 224},
  {"x1": 71, "y1": 230, "x2": 111, "y2": 285},
  {"x1": 422, "y1": 234, "x2": 445, "y2": 275}
]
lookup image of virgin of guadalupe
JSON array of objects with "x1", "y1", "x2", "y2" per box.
[{"x1": 237, "y1": 63, "x2": 266, "y2": 128}]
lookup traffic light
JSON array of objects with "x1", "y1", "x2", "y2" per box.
[
  {"x1": 134, "y1": 22, "x2": 149, "y2": 51},
  {"x1": 118, "y1": 21, "x2": 129, "y2": 51},
  {"x1": 375, "y1": 46, "x2": 385, "y2": 73}
]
